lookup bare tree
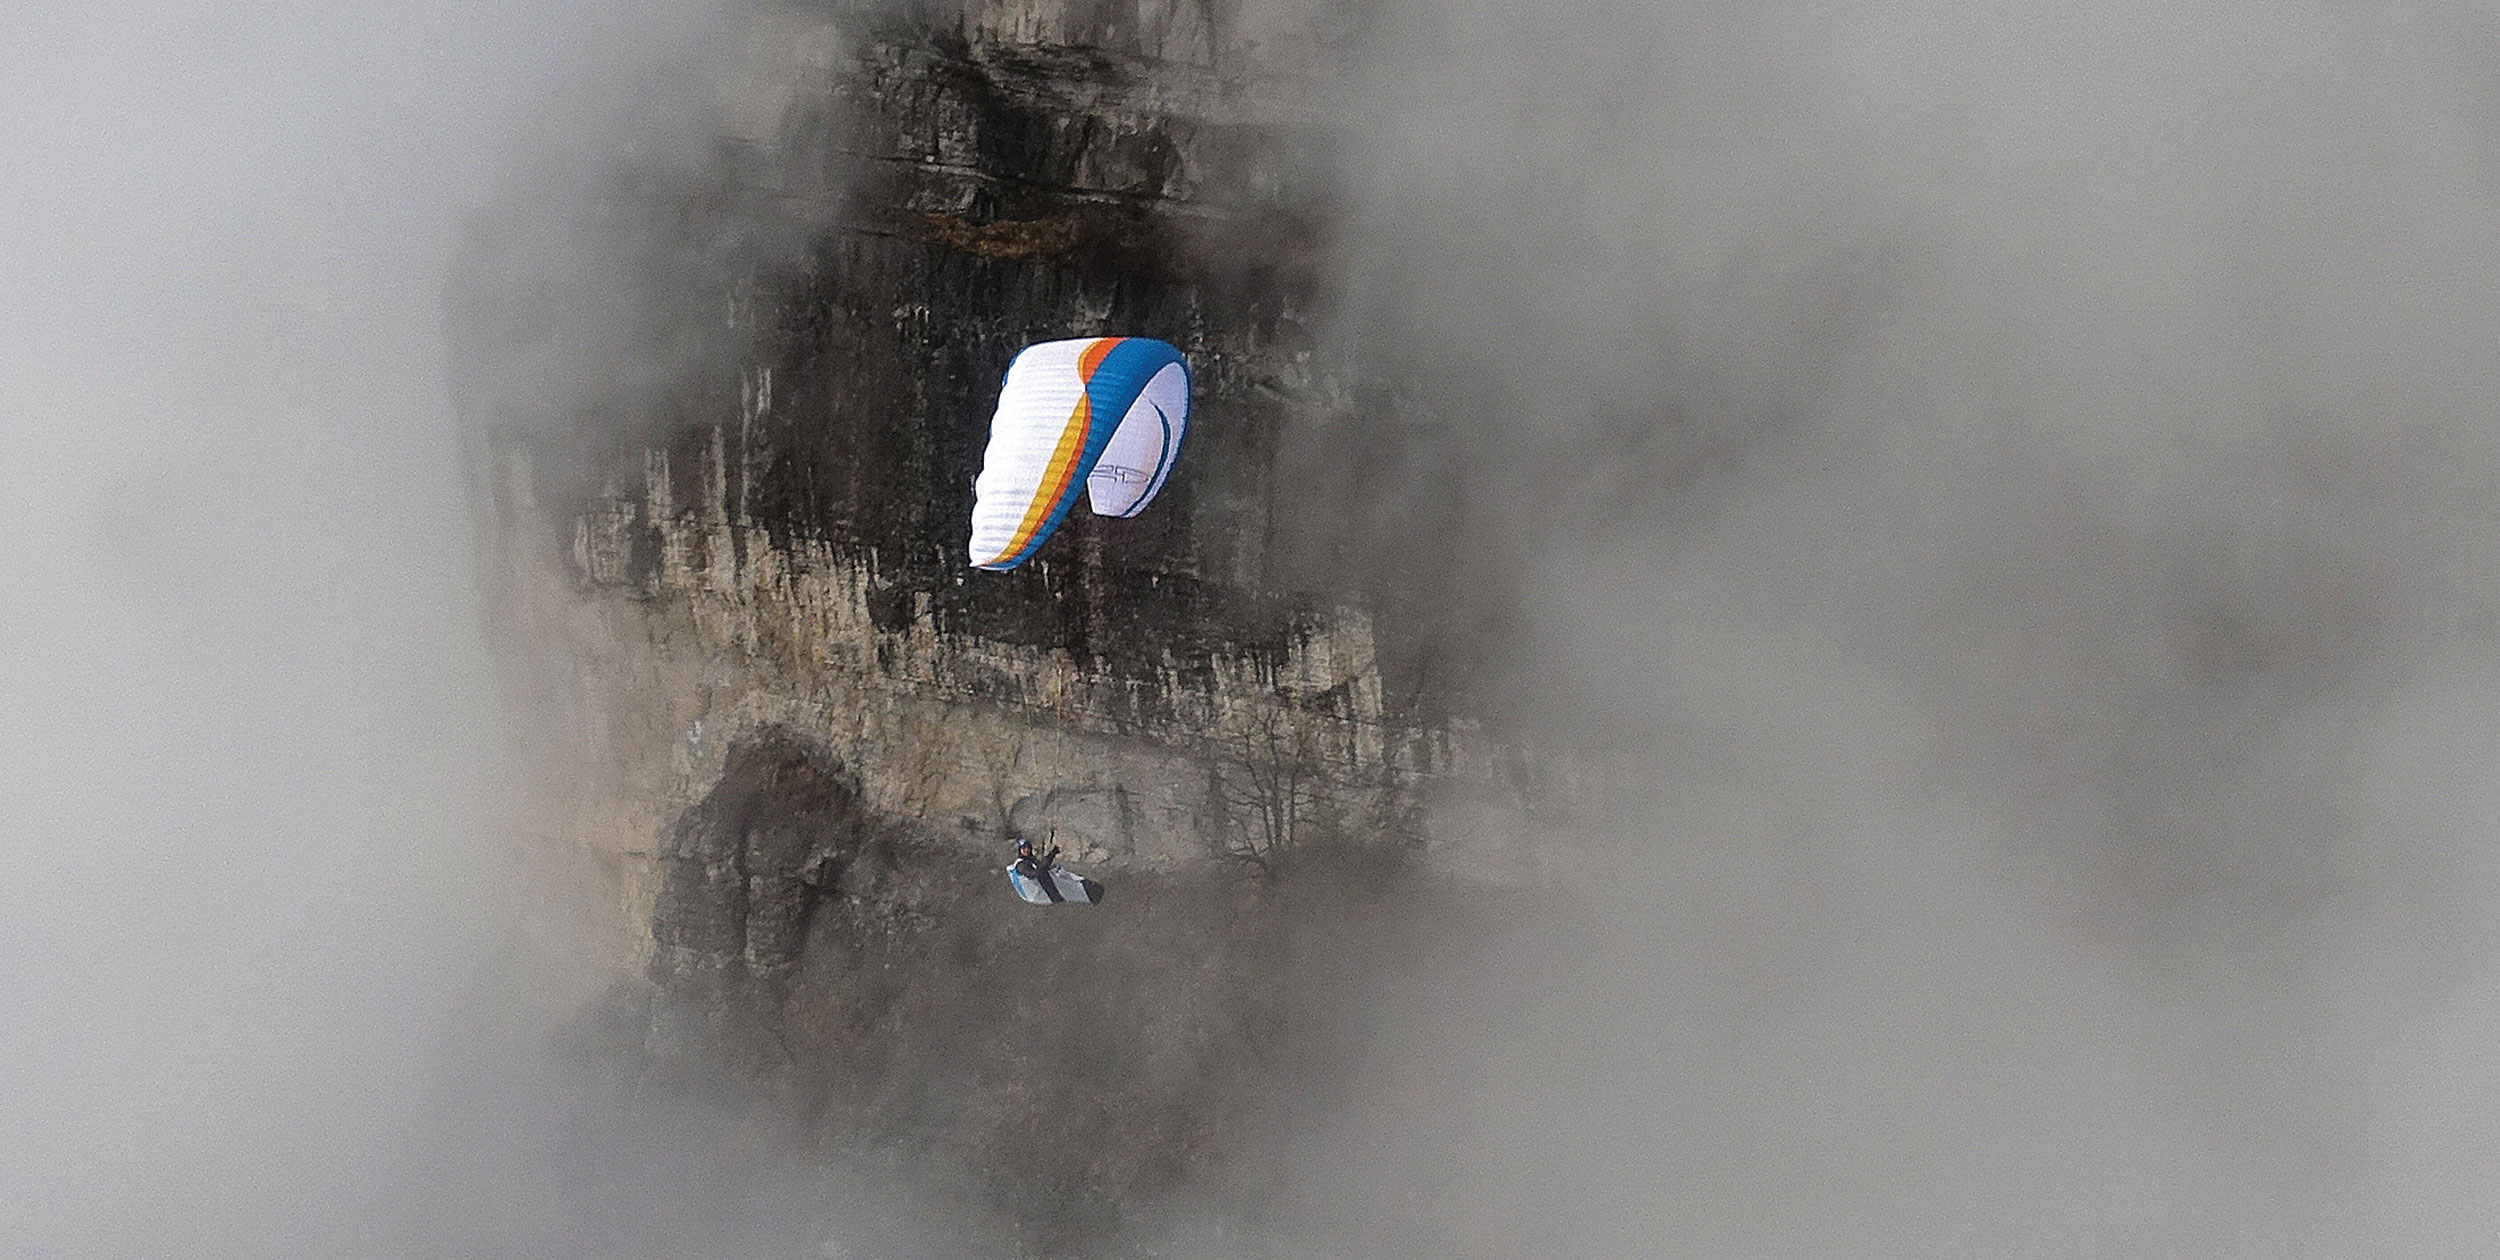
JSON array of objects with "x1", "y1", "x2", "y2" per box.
[{"x1": 1205, "y1": 696, "x2": 1352, "y2": 879}]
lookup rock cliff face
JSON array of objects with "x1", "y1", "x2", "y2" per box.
[{"x1": 461, "y1": 0, "x2": 1570, "y2": 1243}]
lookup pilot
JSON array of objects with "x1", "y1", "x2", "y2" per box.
[{"x1": 1011, "y1": 836, "x2": 1059, "y2": 881}]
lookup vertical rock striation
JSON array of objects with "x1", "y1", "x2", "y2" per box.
[
  {"x1": 468, "y1": 0, "x2": 1567, "y2": 959},
  {"x1": 459, "y1": 1, "x2": 1579, "y2": 1242}
]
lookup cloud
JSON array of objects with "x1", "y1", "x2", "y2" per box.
[
  {"x1": 0, "y1": 3, "x2": 861, "y2": 1256},
  {"x1": 1256, "y1": 0, "x2": 2500, "y2": 1252}
]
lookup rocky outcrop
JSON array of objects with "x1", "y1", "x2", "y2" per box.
[
  {"x1": 463, "y1": 2, "x2": 1581, "y2": 1245},
  {"x1": 644, "y1": 731, "x2": 863, "y2": 1056},
  {"x1": 469, "y1": 0, "x2": 1575, "y2": 963}
]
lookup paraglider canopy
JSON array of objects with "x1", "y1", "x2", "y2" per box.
[{"x1": 968, "y1": 336, "x2": 1191, "y2": 571}]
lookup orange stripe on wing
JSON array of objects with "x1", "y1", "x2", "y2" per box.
[{"x1": 1077, "y1": 336, "x2": 1123, "y2": 379}]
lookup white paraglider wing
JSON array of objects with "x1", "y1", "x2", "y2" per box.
[{"x1": 967, "y1": 337, "x2": 1191, "y2": 570}]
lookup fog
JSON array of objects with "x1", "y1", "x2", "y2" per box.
[
  {"x1": 1265, "y1": 0, "x2": 2500, "y2": 1255},
  {"x1": 0, "y1": 3, "x2": 835, "y2": 1255},
  {"x1": 11, "y1": 0, "x2": 2500, "y2": 1256}
]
